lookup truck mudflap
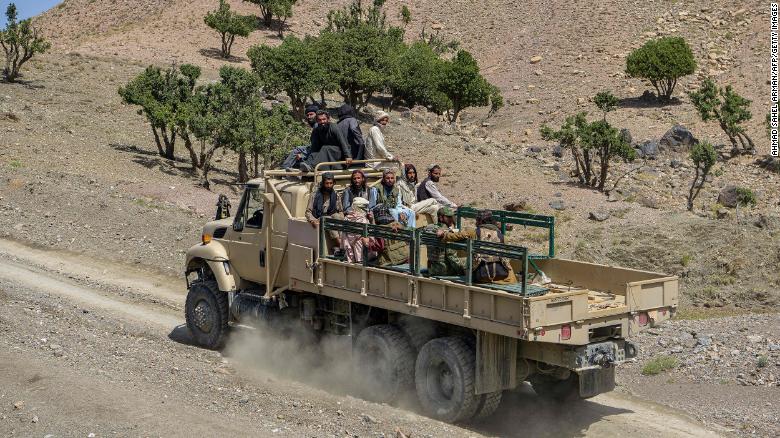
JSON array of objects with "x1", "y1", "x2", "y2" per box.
[{"x1": 578, "y1": 367, "x2": 616, "y2": 398}]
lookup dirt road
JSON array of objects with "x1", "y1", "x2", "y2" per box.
[{"x1": 0, "y1": 239, "x2": 722, "y2": 437}]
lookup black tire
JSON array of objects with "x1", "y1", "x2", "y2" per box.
[
  {"x1": 529, "y1": 373, "x2": 582, "y2": 402},
  {"x1": 415, "y1": 337, "x2": 479, "y2": 423},
  {"x1": 397, "y1": 316, "x2": 438, "y2": 352},
  {"x1": 185, "y1": 280, "x2": 229, "y2": 350},
  {"x1": 353, "y1": 324, "x2": 416, "y2": 404},
  {"x1": 473, "y1": 391, "x2": 503, "y2": 421}
]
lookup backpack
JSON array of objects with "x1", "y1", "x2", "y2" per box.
[{"x1": 473, "y1": 225, "x2": 511, "y2": 282}]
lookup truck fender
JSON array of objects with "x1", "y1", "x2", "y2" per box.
[{"x1": 185, "y1": 242, "x2": 236, "y2": 292}]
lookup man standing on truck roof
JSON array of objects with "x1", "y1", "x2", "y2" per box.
[
  {"x1": 299, "y1": 110, "x2": 353, "y2": 172},
  {"x1": 423, "y1": 206, "x2": 466, "y2": 276},
  {"x1": 417, "y1": 164, "x2": 457, "y2": 209},
  {"x1": 305, "y1": 172, "x2": 343, "y2": 252},
  {"x1": 437, "y1": 210, "x2": 517, "y2": 284},
  {"x1": 336, "y1": 104, "x2": 365, "y2": 163}
]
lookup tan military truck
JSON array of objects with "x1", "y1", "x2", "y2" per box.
[{"x1": 184, "y1": 160, "x2": 678, "y2": 423}]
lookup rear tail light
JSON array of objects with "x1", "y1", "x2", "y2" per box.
[
  {"x1": 637, "y1": 312, "x2": 649, "y2": 326},
  {"x1": 561, "y1": 324, "x2": 571, "y2": 340}
]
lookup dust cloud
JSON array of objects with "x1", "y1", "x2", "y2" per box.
[{"x1": 221, "y1": 319, "x2": 369, "y2": 398}]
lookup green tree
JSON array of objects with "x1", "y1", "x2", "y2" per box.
[
  {"x1": 438, "y1": 50, "x2": 503, "y2": 123},
  {"x1": 687, "y1": 141, "x2": 716, "y2": 211},
  {"x1": 689, "y1": 79, "x2": 755, "y2": 155},
  {"x1": 593, "y1": 91, "x2": 619, "y2": 120},
  {"x1": 0, "y1": 3, "x2": 50, "y2": 83},
  {"x1": 388, "y1": 41, "x2": 449, "y2": 112},
  {"x1": 400, "y1": 5, "x2": 411, "y2": 28},
  {"x1": 541, "y1": 113, "x2": 635, "y2": 191},
  {"x1": 625, "y1": 36, "x2": 696, "y2": 101},
  {"x1": 251, "y1": 104, "x2": 309, "y2": 174},
  {"x1": 248, "y1": 35, "x2": 329, "y2": 120},
  {"x1": 119, "y1": 64, "x2": 201, "y2": 161},
  {"x1": 205, "y1": 0, "x2": 253, "y2": 58},
  {"x1": 244, "y1": 0, "x2": 296, "y2": 28},
  {"x1": 268, "y1": 0, "x2": 297, "y2": 37},
  {"x1": 320, "y1": 0, "x2": 404, "y2": 109}
]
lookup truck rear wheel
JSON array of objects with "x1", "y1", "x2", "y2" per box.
[
  {"x1": 529, "y1": 373, "x2": 581, "y2": 402},
  {"x1": 353, "y1": 324, "x2": 415, "y2": 404},
  {"x1": 414, "y1": 337, "x2": 479, "y2": 423},
  {"x1": 472, "y1": 391, "x2": 503, "y2": 420},
  {"x1": 185, "y1": 280, "x2": 229, "y2": 350},
  {"x1": 397, "y1": 315, "x2": 438, "y2": 352}
]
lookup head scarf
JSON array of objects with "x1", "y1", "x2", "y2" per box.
[
  {"x1": 351, "y1": 197, "x2": 369, "y2": 214},
  {"x1": 374, "y1": 110, "x2": 390, "y2": 123}
]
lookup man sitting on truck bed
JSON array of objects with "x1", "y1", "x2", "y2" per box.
[
  {"x1": 306, "y1": 172, "x2": 343, "y2": 252},
  {"x1": 424, "y1": 206, "x2": 466, "y2": 276},
  {"x1": 362, "y1": 205, "x2": 409, "y2": 267},
  {"x1": 437, "y1": 210, "x2": 518, "y2": 284}
]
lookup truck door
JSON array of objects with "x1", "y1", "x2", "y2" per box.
[{"x1": 229, "y1": 186, "x2": 267, "y2": 283}]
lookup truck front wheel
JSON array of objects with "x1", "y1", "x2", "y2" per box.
[
  {"x1": 353, "y1": 324, "x2": 415, "y2": 404},
  {"x1": 414, "y1": 337, "x2": 479, "y2": 423},
  {"x1": 185, "y1": 280, "x2": 229, "y2": 350}
]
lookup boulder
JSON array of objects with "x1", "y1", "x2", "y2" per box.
[
  {"x1": 552, "y1": 144, "x2": 564, "y2": 158},
  {"x1": 659, "y1": 124, "x2": 698, "y2": 152},
  {"x1": 589, "y1": 211, "x2": 610, "y2": 221},
  {"x1": 670, "y1": 159, "x2": 683, "y2": 169},
  {"x1": 619, "y1": 128, "x2": 632, "y2": 145},
  {"x1": 755, "y1": 155, "x2": 780, "y2": 173},
  {"x1": 718, "y1": 185, "x2": 738, "y2": 208},
  {"x1": 549, "y1": 200, "x2": 566, "y2": 211},
  {"x1": 635, "y1": 140, "x2": 659, "y2": 159}
]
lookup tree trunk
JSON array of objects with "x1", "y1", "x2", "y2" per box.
[
  {"x1": 221, "y1": 32, "x2": 229, "y2": 58},
  {"x1": 181, "y1": 132, "x2": 200, "y2": 170},
  {"x1": 320, "y1": 89, "x2": 326, "y2": 107},
  {"x1": 151, "y1": 126, "x2": 166, "y2": 157},
  {"x1": 252, "y1": 151, "x2": 260, "y2": 178},
  {"x1": 238, "y1": 151, "x2": 249, "y2": 183},
  {"x1": 687, "y1": 167, "x2": 701, "y2": 211},
  {"x1": 598, "y1": 147, "x2": 609, "y2": 191}
]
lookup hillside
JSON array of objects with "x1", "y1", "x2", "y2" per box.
[
  {"x1": 1, "y1": 1, "x2": 778, "y2": 435},
  {"x1": 36, "y1": 0, "x2": 770, "y2": 151}
]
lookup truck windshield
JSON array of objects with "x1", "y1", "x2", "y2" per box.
[{"x1": 237, "y1": 187, "x2": 264, "y2": 229}]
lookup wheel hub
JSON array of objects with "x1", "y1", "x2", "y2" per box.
[
  {"x1": 193, "y1": 300, "x2": 214, "y2": 333},
  {"x1": 437, "y1": 364, "x2": 455, "y2": 399}
]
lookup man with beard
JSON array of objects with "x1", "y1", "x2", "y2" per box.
[
  {"x1": 417, "y1": 164, "x2": 457, "y2": 208},
  {"x1": 364, "y1": 111, "x2": 393, "y2": 168},
  {"x1": 281, "y1": 104, "x2": 321, "y2": 170},
  {"x1": 341, "y1": 169, "x2": 377, "y2": 214},
  {"x1": 305, "y1": 172, "x2": 343, "y2": 251},
  {"x1": 336, "y1": 104, "x2": 365, "y2": 162},
  {"x1": 376, "y1": 168, "x2": 416, "y2": 228},
  {"x1": 398, "y1": 163, "x2": 440, "y2": 221},
  {"x1": 299, "y1": 110, "x2": 352, "y2": 172}
]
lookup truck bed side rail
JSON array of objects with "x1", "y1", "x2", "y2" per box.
[
  {"x1": 321, "y1": 218, "x2": 534, "y2": 296},
  {"x1": 456, "y1": 207, "x2": 555, "y2": 259}
]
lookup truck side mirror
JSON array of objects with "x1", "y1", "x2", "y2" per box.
[{"x1": 233, "y1": 220, "x2": 244, "y2": 232}]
